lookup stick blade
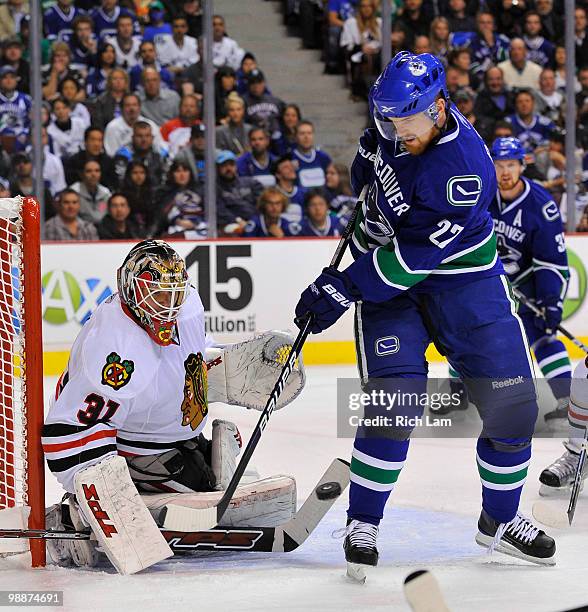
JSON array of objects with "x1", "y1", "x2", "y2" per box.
[
  {"x1": 532, "y1": 501, "x2": 570, "y2": 530},
  {"x1": 160, "y1": 503, "x2": 217, "y2": 532},
  {"x1": 403, "y1": 570, "x2": 450, "y2": 612}
]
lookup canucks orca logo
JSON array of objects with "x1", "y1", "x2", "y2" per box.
[
  {"x1": 364, "y1": 182, "x2": 396, "y2": 241},
  {"x1": 408, "y1": 60, "x2": 426, "y2": 76},
  {"x1": 496, "y1": 234, "x2": 522, "y2": 276}
]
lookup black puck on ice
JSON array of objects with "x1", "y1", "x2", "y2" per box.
[{"x1": 315, "y1": 481, "x2": 341, "y2": 500}]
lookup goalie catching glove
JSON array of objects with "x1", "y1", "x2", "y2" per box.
[{"x1": 207, "y1": 330, "x2": 306, "y2": 410}]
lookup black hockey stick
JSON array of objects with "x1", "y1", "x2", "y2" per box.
[
  {"x1": 0, "y1": 458, "x2": 350, "y2": 554},
  {"x1": 160, "y1": 185, "x2": 368, "y2": 532},
  {"x1": 512, "y1": 288, "x2": 588, "y2": 354}
]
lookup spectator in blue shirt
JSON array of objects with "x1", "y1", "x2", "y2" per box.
[
  {"x1": 274, "y1": 154, "x2": 306, "y2": 223},
  {"x1": 243, "y1": 186, "x2": 298, "y2": 238},
  {"x1": 299, "y1": 189, "x2": 344, "y2": 237},
  {"x1": 507, "y1": 89, "x2": 555, "y2": 151},
  {"x1": 143, "y1": 1, "x2": 173, "y2": 42},
  {"x1": 292, "y1": 120, "x2": 332, "y2": 188},
  {"x1": 237, "y1": 127, "x2": 277, "y2": 186}
]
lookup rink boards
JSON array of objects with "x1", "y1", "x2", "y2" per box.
[{"x1": 40, "y1": 236, "x2": 588, "y2": 374}]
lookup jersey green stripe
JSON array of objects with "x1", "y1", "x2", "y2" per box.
[
  {"x1": 350, "y1": 457, "x2": 402, "y2": 485},
  {"x1": 353, "y1": 207, "x2": 370, "y2": 249},
  {"x1": 376, "y1": 247, "x2": 428, "y2": 287},
  {"x1": 477, "y1": 464, "x2": 528, "y2": 485},
  {"x1": 437, "y1": 233, "x2": 497, "y2": 271}
]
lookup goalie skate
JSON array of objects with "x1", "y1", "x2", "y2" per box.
[
  {"x1": 539, "y1": 444, "x2": 587, "y2": 497},
  {"x1": 475, "y1": 509, "x2": 556, "y2": 566}
]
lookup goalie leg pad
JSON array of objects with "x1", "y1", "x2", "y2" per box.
[
  {"x1": 73, "y1": 455, "x2": 173, "y2": 574},
  {"x1": 143, "y1": 475, "x2": 297, "y2": 528},
  {"x1": 211, "y1": 419, "x2": 242, "y2": 490}
]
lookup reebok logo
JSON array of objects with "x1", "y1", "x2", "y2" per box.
[
  {"x1": 491, "y1": 376, "x2": 524, "y2": 389},
  {"x1": 322, "y1": 284, "x2": 352, "y2": 308}
]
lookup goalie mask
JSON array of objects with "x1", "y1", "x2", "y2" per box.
[{"x1": 117, "y1": 240, "x2": 189, "y2": 346}]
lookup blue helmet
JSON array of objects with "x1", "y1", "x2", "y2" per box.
[
  {"x1": 490, "y1": 137, "x2": 526, "y2": 161},
  {"x1": 369, "y1": 52, "x2": 448, "y2": 141},
  {"x1": 370, "y1": 51, "x2": 448, "y2": 119}
]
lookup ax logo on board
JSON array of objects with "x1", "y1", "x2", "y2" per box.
[{"x1": 41, "y1": 270, "x2": 113, "y2": 326}]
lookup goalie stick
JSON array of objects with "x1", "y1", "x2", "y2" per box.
[
  {"x1": 532, "y1": 428, "x2": 588, "y2": 529},
  {"x1": 0, "y1": 459, "x2": 349, "y2": 554},
  {"x1": 512, "y1": 288, "x2": 588, "y2": 528},
  {"x1": 160, "y1": 185, "x2": 368, "y2": 532}
]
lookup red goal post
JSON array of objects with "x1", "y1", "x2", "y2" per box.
[{"x1": 0, "y1": 196, "x2": 45, "y2": 567}]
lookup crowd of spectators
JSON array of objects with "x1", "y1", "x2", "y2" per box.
[
  {"x1": 286, "y1": 0, "x2": 588, "y2": 230},
  {"x1": 0, "y1": 0, "x2": 351, "y2": 241},
  {"x1": 3, "y1": 0, "x2": 588, "y2": 235}
]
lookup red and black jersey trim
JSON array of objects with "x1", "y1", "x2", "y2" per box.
[
  {"x1": 42, "y1": 422, "x2": 96, "y2": 437},
  {"x1": 45, "y1": 444, "x2": 118, "y2": 473}
]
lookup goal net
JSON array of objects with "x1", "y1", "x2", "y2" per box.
[{"x1": 0, "y1": 196, "x2": 45, "y2": 566}]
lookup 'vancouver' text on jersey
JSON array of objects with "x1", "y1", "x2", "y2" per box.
[{"x1": 348, "y1": 107, "x2": 503, "y2": 302}]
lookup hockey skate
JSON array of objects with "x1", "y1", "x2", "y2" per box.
[
  {"x1": 539, "y1": 442, "x2": 587, "y2": 497},
  {"x1": 341, "y1": 519, "x2": 379, "y2": 583},
  {"x1": 45, "y1": 497, "x2": 103, "y2": 568},
  {"x1": 475, "y1": 509, "x2": 556, "y2": 565}
]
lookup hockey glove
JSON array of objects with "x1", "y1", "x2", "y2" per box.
[
  {"x1": 534, "y1": 296, "x2": 563, "y2": 336},
  {"x1": 295, "y1": 268, "x2": 361, "y2": 334}
]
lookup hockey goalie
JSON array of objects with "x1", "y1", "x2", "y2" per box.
[{"x1": 42, "y1": 239, "x2": 306, "y2": 574}]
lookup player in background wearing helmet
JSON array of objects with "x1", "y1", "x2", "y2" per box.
[
  {"x1": 486, "y1": 138, "x2": 579, "y2": 496},
  {"x1": 43, "y1": 240, "x2": 305, "y2": 573},
  {"x1": 295, "y1": 52, "x2": 555, "y2": 577}
]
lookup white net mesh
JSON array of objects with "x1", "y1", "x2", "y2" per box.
[{"x1": 0, "y1": 197, "x2": 27, "y2": 513}]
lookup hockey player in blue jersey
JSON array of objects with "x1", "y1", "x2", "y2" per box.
[
  {"x1": 295, "y1": 52, "x2": 555, "y2": 576},
  {"x1": 489, "y1": 137, "x2": 571, "y2": 421},
  {"x1": 488, "y1": 138, "x2": 580, "y2": 497}
]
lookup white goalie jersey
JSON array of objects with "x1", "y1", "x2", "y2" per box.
[{"x1": 43, "y1": 290, "x2": 211, "y2": 493}]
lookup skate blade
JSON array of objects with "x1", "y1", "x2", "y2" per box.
[
  {"x1": 475, "y1": 532, "x2": 556, "y2": 566},
  {"x1": 532, "y1": 501, "x2": 570, "y2": 530},
  {"x1": 346, "y1": 562, "x2": 367, "y2": 583}
]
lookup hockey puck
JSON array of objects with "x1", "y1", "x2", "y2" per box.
[{"x1": 315, "y1": 481, "x2": 341, "y2": 500}]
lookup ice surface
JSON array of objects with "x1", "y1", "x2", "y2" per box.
[{"x1": 1, "y1": 365, "x2": 587, "y2": 612}]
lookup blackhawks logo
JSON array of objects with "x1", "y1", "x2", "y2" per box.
[
  {"x1": 101, "y1": 352, "x2": 135, "y2": 390},
  {"x1": 181, "y1": 352, "x2": 208, "y2": 431}
]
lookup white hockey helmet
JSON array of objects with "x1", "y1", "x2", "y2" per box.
[{"x1": 117, "y1": 240, "x2": 189, "y2": 346}]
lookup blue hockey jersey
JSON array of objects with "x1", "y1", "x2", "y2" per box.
[
  {"x1": 0, "y1": 91, "x2": 31, "y2": 138},
  {"x1": 507, "y1": 113, "x2": 554, "y2": 152},
  {"x1": 292, "y1": 148, "x2": 332, "y2": 188},
  {"x1": 89, "y1": 6, "x2": 140, "y2": 41},
  {"x1": 523, "y1": 36, "x2": 555, "y2": 68},
  {"x1": 299, "y1": 214, "x2": 344, "y2": 237},
  {"x1": 346, "y1": 108, "x2": 503, "y2": 303},
  {"x1": 470, "y1": 33, "x2": 510, "y2": 77},
  {"x1": 489, "y1": 177, "x2": 568, "y2": 302},
  {"x1": 236, "y1": 151, "x2": 277, "y2": 186},
  {"x1": 278, "y1": 184, "x2": 307, "y2": 223},
  {"x1": 243, "y1": 215, "x2": 300, "y2": 237},
  {"x1": 44, "y1": 5, "x2": 83, "y2": 43}
]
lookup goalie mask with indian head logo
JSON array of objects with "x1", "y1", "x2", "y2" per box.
[{"x1": 117, "y1": 240, "x2": 189, "y2": 346}]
